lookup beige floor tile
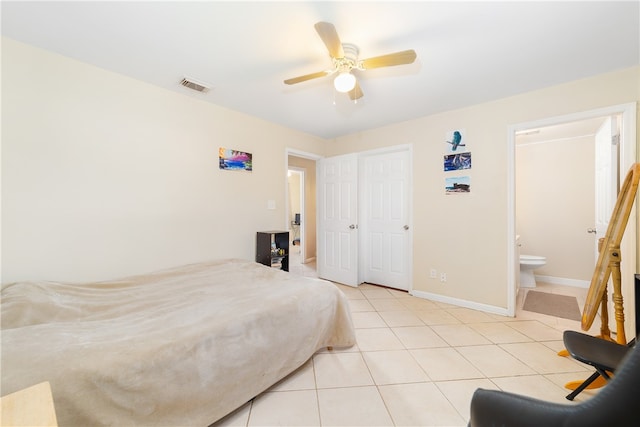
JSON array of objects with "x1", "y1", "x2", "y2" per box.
[
  {"x1": 268, "y1": 359, "x2": 316, "y2": 391},
  {"x1": 468, "y1": 322, "x2": 532, "y2": 344},
  {"x1": 248, "y1": 390, "x2": 320, "y2": 426},
  {"x1": 379, "y1": 382, "x2": 466, "y2": 426},
  {"x1": 313, "y1": 352, "x2": 374, "y2": 389},
  {"x1": 490, "y1": 374, "x2": 571, "y2": 403},
  {"x1": 430, "y1": 324, "x2": 492, "y2": 346},
  {"x1": 400, "y1": 297, "x2": 439, "y2": 311},
  {"x1": 506, "y1": 320, "x2": 565, "y2": 341},
  {"x1": 455, "y1": 345, "x2": 536, "y2": 377},
  {"x1": 388, "y1": 288, "x2": 412, "y2": 299},
  {"x1": 354, "y1": 327, "x2": 405, "y2": 351},
  {"x1": 369, "y1": 298, "x2": 407, "y2": 311},
  {"x1": 361, "y1": 288, "x2": 397, "y2": 299},
  {"x1": 350, "y1": 311, "x2": 387, "y2": 328},
  {"x1": 415, "y1": 309, "x2": 461, "y2": 325},
  {"x1": 447, "y1": 307, "x2": 496, "y2": 323},
  {"x1": 378, "y1": 310, "x2": 424, "y2": 327},
  {"x1": 435, "y1": 378, "x2": 498, "y2": 421},
  {"x1": 362, "y1": 350, "x2": 430, "y2": 385},
  {"x1": 348, "y1": 298, "x2": 375, "y2": 312},
  {"x1": 500, "y1": 342, "x2": 589, "y2": 374},
  {"x1": 391, "y1": 326, "x2": 449, "y2": 349},
  {"x1": 411, "y1": 348, "x2": 483, "y2": 381},
  {"x1": 317, "y1": 386, "x2": 394, "y2": 426}
]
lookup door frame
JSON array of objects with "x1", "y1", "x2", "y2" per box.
[
  {"x1": 287, "y1": 167, "x2": 305, "y2": 261},
  {"x1": 506, "y1": 102, "x2": 637, "y2": 317},
  {"x1": 285, "y1": 148, "x2": 322, "y2": 264}
]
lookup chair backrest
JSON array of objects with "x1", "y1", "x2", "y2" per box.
[{"x1": 567, "y1": 341, "x2": 640, "y2": 426}]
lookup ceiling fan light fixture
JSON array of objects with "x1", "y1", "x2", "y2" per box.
[{"x1": 334, "y1": 72, "x2": 356, "y2": 93}]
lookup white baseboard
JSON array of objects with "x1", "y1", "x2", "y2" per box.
[
  {"x1": 410, "y1": 289, "x2": 512, "y2": 317},
  {"x1": 535, "y1": 275, "x2": 590, "y2": 288}
]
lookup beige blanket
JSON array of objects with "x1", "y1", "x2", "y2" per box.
[{"x1": 1, "y1": 259, "x2": 355, "y2": 426}]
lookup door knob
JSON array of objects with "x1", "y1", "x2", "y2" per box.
[
  {"x1": 349, "y1": 224, "x2": 357, "y2": 230},
  {"x1": 403, "y1": 225, "x2": 409, "y2": 230},
  {"x1": 587, "y1": 228, "x2": 597, "y2": 234}
]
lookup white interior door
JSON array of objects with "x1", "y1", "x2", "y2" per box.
[
  {"x1": 317, "y1": 154, "x2": 359, "y2": 286},
  {"x1": 361, "y1": 150, "x2": 411, "y2": 290},
  {"x1": 594, "y1": 116, "x2": 619, "y2": 257}
]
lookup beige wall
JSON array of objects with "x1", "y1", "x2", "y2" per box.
[
  {"x1": 327, "y1": 67, "x2": 639, "y2": 309},
  {"x1": 516, "y1": 135, "x2": 595, "y2": 283},
  {"x1": 1, "y1": 38, "x2": 325, "y2": 283},
  {"x1": 288, "y1": 156, "x2": 317, "y2": 261}
]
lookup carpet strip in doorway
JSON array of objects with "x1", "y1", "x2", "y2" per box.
[{"x1": 522, "y1": 290, "x2": 582, "y2": 321}]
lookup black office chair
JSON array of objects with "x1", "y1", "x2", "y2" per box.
[
  {"x1": 468, "y1": 338, "x2": 640, "y2": 427},
  {"x1": 562, "y1": 330, "x2": 633, "y2": 400}
]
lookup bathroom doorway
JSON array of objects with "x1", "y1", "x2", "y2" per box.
[{"x1": 507, "y1": 103, "x2": 637, "y2": 320}]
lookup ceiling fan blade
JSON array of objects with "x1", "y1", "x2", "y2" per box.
[
  {"x1": 360, "y1": 49, "x2": 417, "y2": 69},
  {"x1": 348, "y1": 81, "x2": 363, "y2": 100},
  {"x1": 284, "y1": 70, "x2": 330, "y2": 85},
  {"x1": 314, "y1": 22, "x2": 344, "y2": 58}
]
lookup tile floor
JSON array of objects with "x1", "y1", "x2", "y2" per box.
[{"x1": 214, "y1": 249, "x2": 602, "y2": 426}]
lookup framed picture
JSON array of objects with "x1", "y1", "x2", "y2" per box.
[
  {"x1": 445, "y1": 129, "x2": 468, "y2": 154},
  {"x1": 445, "y1": 176, "x2": 471, "y2": 194},
  {"x1": 219, "y1": 148, "x2": 252, "y2": 171},
  {"x1": 444, "y1": 152, "x2": 471, "y2": 171}
]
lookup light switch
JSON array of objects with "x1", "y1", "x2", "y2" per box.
[{"x1": 267, "y1": 200, "x2": 276, "y2": 210}]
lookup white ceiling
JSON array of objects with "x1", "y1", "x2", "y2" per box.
[{"x1": 2, "y1": 1, "x2": 639, "y2": 140}]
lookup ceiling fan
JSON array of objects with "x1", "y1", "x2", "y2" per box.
[{"x1": 284, "y1": 22, "x2": 417, "y2": 100}]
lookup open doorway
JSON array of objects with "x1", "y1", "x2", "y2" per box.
[
  {"x1": 286, "y1": 150, "x2": 320, "y2": 277},
  {"x1": 507, "y1": 103, "x2": 637, "y2": 330}
]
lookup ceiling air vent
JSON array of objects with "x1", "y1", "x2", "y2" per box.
[{"x1": 180, "y1": 77, "x2": 211, "y2": 93}]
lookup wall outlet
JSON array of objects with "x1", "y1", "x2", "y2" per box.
[
  {"x1": 440, "y1": 272, "x2": 447, "y2": 282},
  {"x1": 430, "y1": 268, "x2": 437, "y2": 279}
]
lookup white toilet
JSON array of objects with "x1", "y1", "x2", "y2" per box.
[{"x1": 519, "y1": 255, "x2": 546, "y2": 288}]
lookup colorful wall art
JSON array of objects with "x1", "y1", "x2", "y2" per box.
[
  {"x1": 444, "y1": 129, "x2": 468, "y2": 153},
  {"x1": 444, "y1": 152, "x2": 472, "y2": 171},
  {"x1": 219, "y1": 148, "x2": 252, "y2": 171},
  {"x1": 445, "y1": 176, "x2": 471, "y2": 194}
]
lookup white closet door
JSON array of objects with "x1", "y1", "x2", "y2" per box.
[{"x1": 360, "y1": 149, "x2": 411, "y2": 291}]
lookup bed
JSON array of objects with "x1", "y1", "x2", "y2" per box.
[{"x1": 1, "y1": 259, "x2": 356, "y2": 426}]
